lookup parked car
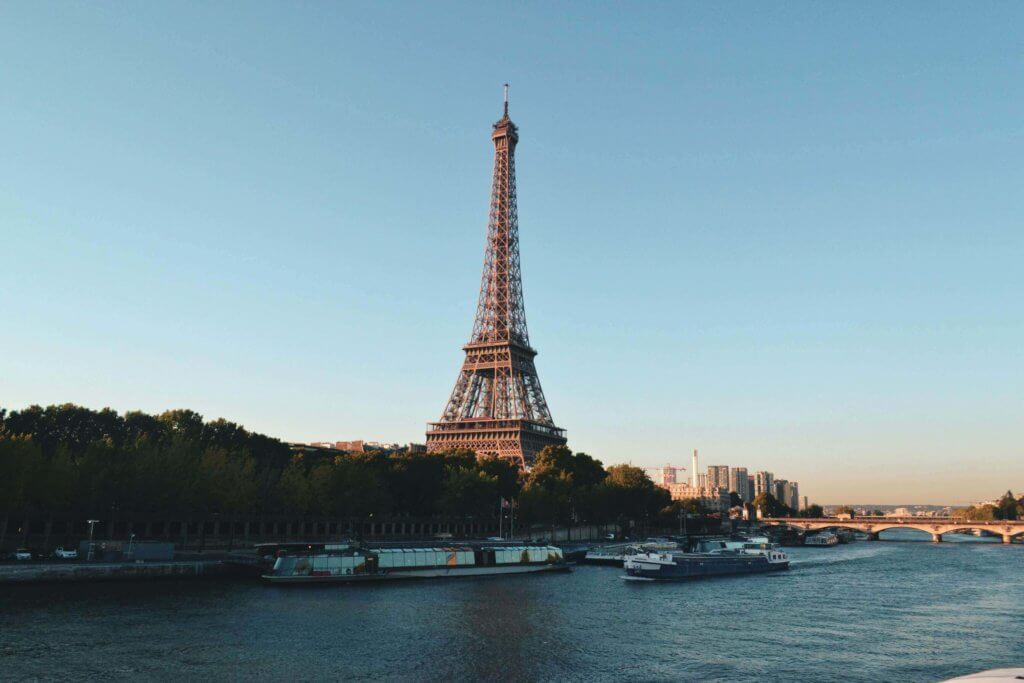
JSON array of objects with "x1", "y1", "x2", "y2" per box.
[
  {"x1": 13, "y1": 548, "x2": 32, "y2": 561},
  {"x1": 53, "y1": 546, "x2": 78, "y2": 560}
]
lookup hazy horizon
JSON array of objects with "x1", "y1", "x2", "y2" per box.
[{"x1": 3, "y1": 3, "x2": 1021, "y2": 506}]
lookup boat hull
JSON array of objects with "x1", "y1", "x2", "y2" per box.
[
  {"x1": 580, "y1": 554, "x2": 626, "y2": 566},
  {"x1": 624, "y1": 554, "x2": 788, "y2": 581},
  {"x1": 263, "y1": 562, "x2": 570, "y2": 584}
]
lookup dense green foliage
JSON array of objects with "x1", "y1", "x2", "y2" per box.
[
  {"x1": 753, "y1": 492, "x2": 796, "y2": 518},
  {"x1": 800, "y1": 504, "x2": 825, "y2": 518},
  {"x1": 0, "y1": 405, "x2": 669, "y2": 531},
  {"x1": 955, "y1": 491, "x2": 1024, "y2": 521},
  {"x1": 0, "y1": 404, "x2": 291, "y2": 522}
]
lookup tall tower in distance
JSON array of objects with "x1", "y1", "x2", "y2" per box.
[
  {"x1": 691, "y1": 449, "x2": 699, "y2": 487},
  {"x1": 426, "y1": 87, "x2": 566, "y2": 468}
]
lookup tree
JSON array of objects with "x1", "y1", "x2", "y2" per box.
[
  {"x1": 439, "y1": 467, "x2": 499, "y2": 518},
  {"x1": 384, "y1": 451, "x2": 449, "y2": 516},
  {"x1": 0, "y1": 435, "x2": 44, "y2": 521},
  {"x1": 477, "y1": 455, "x2": 522, "y2": 503},
  {"x1": 753, "y1": 492, "x2": 790, "y2": 518},
  {"x1": 278, "y1": 457, "x2": 311, "y2": 515},
  {"x1": 967, "y1": 505, "x2": 998, "y2": 521},
  {"x1": 996, "y1": 491, "x2": 1018, "y2": 520},
  {"x1": 660, "y1": 498, "x2": 704, "y2": 520},
  {"x1": 331, "y1": 456, "x2": 392, "y2": 520},
  {"x1": 521, "y1": 446, "x2": 610, "y2": 529},
  {"x1": 800, "y1": 504, "x2": 824, "y2": 518},
  {"x1": 596, "y1": 464, "x2": 670, "y2": 534},
  {"x1": 158, "y1": 409, "x2": 205, "y2": 442}
]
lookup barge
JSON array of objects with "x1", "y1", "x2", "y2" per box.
[
  {"x1": 262, "y1": 543, "x2": 569, "y2": 584},
  {"x1": 622, "y1": 541, "x2": 789, "y2": 581},
  {"x1": 804, "y1": 532, "x2": 840, "y2": 547},
  {"x1": 582, "y1": 538, "x2": 680, "y2": 566}
]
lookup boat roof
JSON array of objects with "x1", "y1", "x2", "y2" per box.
[{"x1": 941, "y1": 670, "x2": 1024, "y2": 682}]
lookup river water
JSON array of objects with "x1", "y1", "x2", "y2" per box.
[{"x1": 2, "y1": 532, "x2": 1022, "y2": 682}]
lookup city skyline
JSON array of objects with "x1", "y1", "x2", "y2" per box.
[{"x1": 2, "y1": 4, "x2": 1022, "y2": 505}]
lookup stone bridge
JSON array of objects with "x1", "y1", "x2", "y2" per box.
[{"x1": 762, "y1": 517, "x2": 1024, "y2": 543}]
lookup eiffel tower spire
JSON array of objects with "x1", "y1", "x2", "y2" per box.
[{"x1": 426, "y1": 90, "x2": 566, "y2": 468}]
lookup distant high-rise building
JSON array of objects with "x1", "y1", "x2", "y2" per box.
[
  {"x1": 648, "y1": 465, "x2": 682, "y2": 487},
  {"x1": 776, "y1": 480, "x2": 799, "y2": 511},
  {"x1": 707, "y1": 465, "x2": 730, "y2": 491},
  {"x1": 787, "y1": 482, "x2": 800, "y2": 511},
  {"x1": 747, "y1": 475, "x2": 754, "y2": 498},
  {"x1": 691, "y1": 449, "x2": 699, "y2": 487},
  {"x1": 801, "y1": 495, "x2": 809, "y2": 511},
  {"x1": 697, "y1": 473, "x2": 708, "y2": 488},
  {"x1": 659, "y1": 482, "x2": 731, "y2": 512},
  {"x1": 730, "y1": 467, "x2": 751, "y2": 502},
  {"x1": 754, "y1": 471, "x2": 774, "y2": 498}
]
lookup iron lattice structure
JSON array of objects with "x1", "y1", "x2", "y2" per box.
[{"x1": 426, "y1": 92, "x2": 566, "y2": 468}]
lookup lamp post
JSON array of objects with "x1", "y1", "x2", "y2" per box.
[{"x1": 86, "y1": 519, "x2": 99, "y2": 561}]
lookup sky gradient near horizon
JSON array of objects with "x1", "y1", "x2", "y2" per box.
[{"x1": 2, "y1": 3, "x2": 1021, "y2": 505}]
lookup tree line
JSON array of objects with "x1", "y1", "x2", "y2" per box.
[
  {"x1": 0, "y1": 404, "x2": 678, "y2": 534},
  {"x1": 955, "y1": 491, "x2": 1024, "y2": 521}
]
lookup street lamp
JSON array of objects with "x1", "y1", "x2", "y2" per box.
[{"x1": 86, "y1": 519, "x2": 99, "y2": 561}]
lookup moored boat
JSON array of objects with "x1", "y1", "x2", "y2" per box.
[
  {"x1": 622, "y1": 541, "x2": 789, "y2": 581},
  {"x1": 804, "y1": 532, "x2": 840, "y2": 547},
  {"x1": 262, "y1": 543, "x2": 569, "y2": 584},
  {"x1": 582, "y1": 538, "x2": 680, "y2": 566},
  {"x1": 582, "y1": 546, "x2": 635, "y2": 566}
]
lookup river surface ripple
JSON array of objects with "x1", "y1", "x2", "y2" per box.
[{"x1": 2, "y1": 534, "x2": 1023, "y2": 682}]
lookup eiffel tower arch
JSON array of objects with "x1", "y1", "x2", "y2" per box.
[{"x1": 426, "y1": 88, "x2": 567, "y2": 469}]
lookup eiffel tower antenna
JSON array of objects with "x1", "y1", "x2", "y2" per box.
[{"x1": 426, "y1": 90, "x2": 566, "y2": 468}]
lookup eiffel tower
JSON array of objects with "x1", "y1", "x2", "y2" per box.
[{"x1": 426, "y1": 87, "x2": 566, "y2": 468}]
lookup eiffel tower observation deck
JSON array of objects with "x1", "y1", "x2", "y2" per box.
[{"x1": 426, "y1": 87, "x2": 567, "y2": 468}]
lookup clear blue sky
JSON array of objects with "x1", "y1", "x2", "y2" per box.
[{"x1": 2, "y1": 2, "x2": 1021, "y2": 505}]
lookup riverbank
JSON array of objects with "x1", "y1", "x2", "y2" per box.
[{"x1": 0, "y1": 559, "x2": 232, "y2": 584}]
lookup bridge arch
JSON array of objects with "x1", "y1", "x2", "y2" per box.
[
  {"x1": 802, "y1": 523, "x2": 872, "y2": 535},
  {"x1": 936, "y1": 526, "x2": 1007, "y2": 538},
  {"x1": 869, "y1": 524, "x2": 939, "y2": 536}
]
